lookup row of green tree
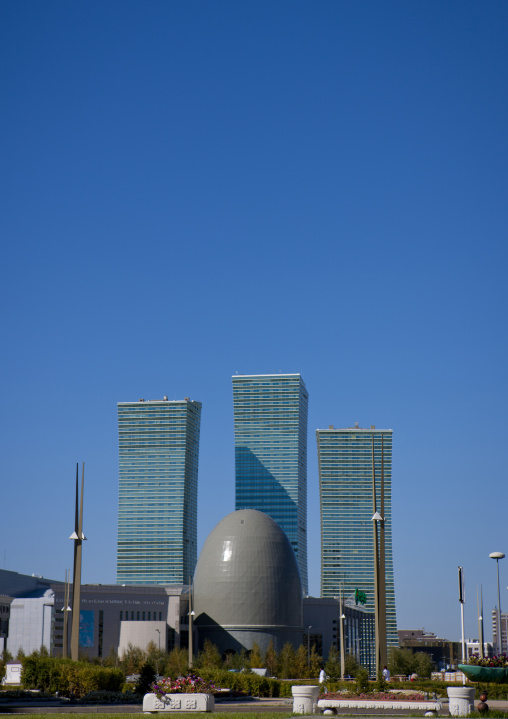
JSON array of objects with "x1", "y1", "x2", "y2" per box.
[
  {"x1": 387, "y1": 647, "x2": 434, "y2": 678},
  {"x1": 119, "y1": 640, "x2": 434, "y2": 681},
  {"x1": 120, "y1": 639, "x2": 328, "y2": 679},
  {"x1": 1, "y1": 641, "x2": 434, "y2": 690}
]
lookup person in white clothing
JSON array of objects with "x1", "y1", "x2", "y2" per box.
[{"x1": 319, "y1": 667, "x2": 328, "y2": 693}]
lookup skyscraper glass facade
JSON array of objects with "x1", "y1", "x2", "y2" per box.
[
  {"x1": 316, "y1": 426, "x2": 397, "y2": 647},
  {"x1": 232, "y1": 374, "x2": 308, "y2": 592},
  {"x1": 117, "y1": 398, "x2": 201, "y2": 585}
]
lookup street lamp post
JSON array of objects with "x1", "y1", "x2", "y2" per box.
[
  {"x1": 339, "y1": 584, "x2": 346, "y2": 680},
  {"x1": 372, "y1": 434, "x2": 387, "y2": 677},
  {"x1": 307, "y1": 626, "x2": 312, "y2": 666},
  {"x1": 155, "y1": 629, "x2": 161, "y2": 676},
  {"x1": 477, "y1": 585, "x2": 484, "y2": 660},
  {"x1": 372, "y1": 510, "x2": 382, "y2": 659},
  {"x1": 339, "y1": 613, "x2": 346, "y2": 679},
  {"x1": 188, "y1": 578, "x2": 195, "y2": 669},
  {"x1": 490, "y1": 552, "x2": 505, "y2": 655},
  {"x1": 458, "y1": 565, "x2": 466, "y2": 682},
  {"x1": 70, "y1": 463, "x2": 86, "y2": 662},
  {"x1": 62, "y1": 569, "x2": 72, "y2": 659}
]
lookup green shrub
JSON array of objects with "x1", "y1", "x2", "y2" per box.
[
  {"x1": 135, "y1": 662, "x2": 156, "y2": 695},
  {"x1": 77, "y1": 690, "x2": 142, "y2": 704},
  {"x1": 21, "y1": 655, "x2": 124, "y2": 698},
  {"x1": 324, "y1": 646, "x2": 341, "y2": 680},
  {"x1": 354, "y1": 666, "x2": 370, "y2": 694},
  {"x1": 0, "y1": 689, "x2": 53, "y2": 701},
  {"x1": 344, "y1": 654, "x2": 359, "y2": 677},
  {"x1": 196, "y1": 668, "x2": 302, "y2": 698},
  {"x1": 476, "y1": 682, "x2": 508, "y2": 700}
]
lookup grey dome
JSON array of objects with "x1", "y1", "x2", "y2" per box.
[{"x1": 193, "y1": 509, "x2": 303, "y2": 654}]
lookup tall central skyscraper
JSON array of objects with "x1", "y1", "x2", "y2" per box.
[
  {"x1": 117, "y1": 397, "x2": 201, "y2": 585},
  {"x1": 232, "y1": 374, "x2": 308, "y2": 592},
  {"x1": 316, "y1": 424, "x2": 397, "y2": 648}
]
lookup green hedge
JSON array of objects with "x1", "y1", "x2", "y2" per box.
[
  {"x1": 408, "y1": 680, "x2": 508, "y2": 701},
  {"x1": 469, "y1": 682, "x2": 508, "y2": 701},
  {"x1": 199, "y1": 669, "x2": 306, "y2": 697},
  {"x1": 21, "y1": 656, "x2": 124, "y2": 698},
  {"x1": 324, "y1": 679, "x2": 508, "y2": 701}
]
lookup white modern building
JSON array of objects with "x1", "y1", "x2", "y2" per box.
[
  {"x1": 466, "y1": 638, "x2": 494, "y2": 659},
  {"x1": 0, "y1": 571, "x2": 54, "y2": 656},
  {"x1": 0, "y1": 569, "x2": 191, "y2": 659},
  {"x1": 492, "y1": 609, "x2": 507, "y2": 655}
]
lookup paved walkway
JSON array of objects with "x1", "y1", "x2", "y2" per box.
[{"x1": 1, "y1": 696, "x2": 508, "y2": 715}]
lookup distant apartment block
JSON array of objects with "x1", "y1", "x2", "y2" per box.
[
  {"x1": 492, "y1": 609, "x2": 508, "y2": 655},
  {"x1": 117, "y1": 397, "x2": 201, "y2": 585},
  {"x1": 232, "y1": 374, "x2": 308, "y2": 592}
]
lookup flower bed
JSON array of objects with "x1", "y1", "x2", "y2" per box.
[
  {"x1": 152, "y1": 676, "x2": 216, "y2": 699},
  {"x1": 467, "y1": 653, "x2": 508, "y2": 668},
  {"x1": 459, "y1": 655, "x2": 508, "y2": 684},
  {"x1": 145, "y1": 675, "x2": 216, "y2": 714}
]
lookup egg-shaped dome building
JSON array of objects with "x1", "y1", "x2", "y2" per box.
[{"x1": 193, "y1": 509, "x2": 303, "y2": 654}]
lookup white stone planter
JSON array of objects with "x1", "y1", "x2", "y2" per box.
[
  {"x1": 143, "y1": 692, "x2": 215, "y2": 713},
  {"x1": 292, "y1": 685, "x2": 320, "y2": 714},
  {"x1": 318, "y1": 698, "x2": 442, "y2": 715},
  {"x1": 447, "y1": 687, "x2": 475, "y2": 717}
]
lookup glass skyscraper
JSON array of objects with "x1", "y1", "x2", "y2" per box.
[
  {"x1": 316, "y1": 425, "x2": 397, "y2": 647},
  {"x1": 117, "y1": 397, "x2": 201, "y2": 585},
  {"x1": 232, "y1": 374, "x2": 308, "y2": 593}
]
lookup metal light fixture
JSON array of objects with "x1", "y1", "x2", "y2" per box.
[
  {"x1": 188, "y1": 578, "x2": 196, "y2": 668},
  {"x1": 155, "y1": 628, "x2": 161, "y2": 676},
  {"x1": 458, "y1": 566, "x2": 466, "y2": 670},
  {"x1": 477, "y1": 585, "x2": 484, "y2": 659},
  {"x1": 338, "y1": 582, "x2": 346, "y2": 680},
  {"x1": 490, "y1": 552, "x2": 505, "y2": 654},
  {"x1": 62, "y1": 568, "x2": 71, "y2": 658},
  {"x1": 307, "y1": 625, "x2": 312, "y2": 666},
  {"x1": 70, "y1": 463, "x2": 86, "y2": 662},
  {"x1": 372, "y1": 434, "x2": 387, "y2": 676},
  {"x1": 339, "y1": 613, "x2": 346, "y2": 680}
]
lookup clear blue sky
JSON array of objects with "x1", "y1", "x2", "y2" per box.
[{"x1": 1, "y1": 0, "x2": 507, "y2": 644}]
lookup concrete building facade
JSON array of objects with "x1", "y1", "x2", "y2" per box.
[
  {"x1": 398, "y1": 629, "x2": 465, "y2": 669},
  {"x1": 303, "y1": 595, "x2": 375, "y2": 675},
  {"x1": 0, "y1": 570, "x2": 191, "y2": 660},
  {"x1": 0, "y1": 595, "x2": 13, "y2": 653},
  {"x1": 52, "y1": 583, "x2": 189, "y2": 659}
]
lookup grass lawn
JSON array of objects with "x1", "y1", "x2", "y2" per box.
[
  {"x1": 15, "y1": 713, "x2": 508, "y2": 719},
  {"x1": 29, "y1": 715, "x2": 293, "y2": 719}
]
